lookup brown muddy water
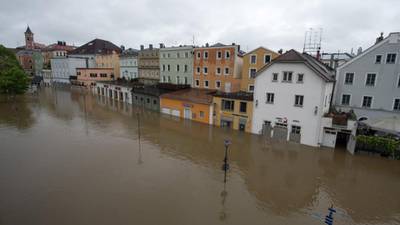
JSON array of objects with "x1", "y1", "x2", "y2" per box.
[{"x1": 0, "y1": 87, "x2": 399, "y2": 225}]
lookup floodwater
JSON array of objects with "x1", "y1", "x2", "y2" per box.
[{"x1": 0, "y1": 87, "x2": 399, "y2": 225}]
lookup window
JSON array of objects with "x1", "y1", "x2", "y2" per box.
[
  {"x1": 197, "y1": 52, "x2": 201, "y2": 59},
  {"x1": 217, "y1": 51, "x2": 222, "y2": 59},
  {"x1": 224, "y1": 67, "x2": 229, "y2": 75},
  {"x1": 266, "y1": 93, "x2": 274, "y2": 104},
  {"x1": 272, "y1": 73, "x2": 278, "y2": 82},
  {"x1": 394, "y1": 99, "x2": 400, "y2": 111},
  {"x1": 362, "y1": 96, "x2": 373, "y2": 108},
  {"x1": 167, "y1": 64, "x2": 170, "y2": 71},
  {"x1": 297, "y1": 74, "x2": 304, "y2": 83},
  {"x1": 294, "y1": 95, "x2": 304, "y2": 107},
  {"x1": 177, "y1": 53, "x2": 180, "y2": 58},
  {"x1": 375, "y1": 55, "x2": 382, "y2": 64},
  {"x1": 196, "y1": 67, "x2": 200, "y2": 74},
  {"x1": 100, "y1": 73, "x2": 107, "y2": 78},
  {"x1": 184, "y1": 77, "x2": 188, "y2": 84},
  {"x1": 90, "y1": 73, "x2": 97, "y2": 78},
  {"x1": 185, "y1": 52, "x2": 189, "y2": 58},
  {"x1": 216, "y1": 67, "x2": 221, "y2": 75},
  {"x1": 184, "y1": 65, "x2": 188, "y2": 72},
  {"x1": 204, "y1": 80, "x2": 209, "y2": 88},
  {"x1": 248, "y1": 85, "x2": 254, "y2": 92},
  {"x1": 176, "y1": 76, "x2": 180, "y2": 84},
  {"x1": 386, "y1": 53, "x2": 397, "y2": 64},
  {"x1": 162, "y1": 76, "x2": 166, "y2": 82},
  {"x1": 240, "y1": 102, "x2": 247, "y2": 113},
  {"x1": 225, "y1": 50, "x2": 230, "y2": 59},
  {"x1": 77, "y1": 71, "x2": 81, "y2": 76},
  {"x1": 168, "y1": 76, "x2": 171, "y2": 82},
  {"x1": 365, "y1": 73, "x2": 376, "y2": 86},
  {"x1": 167, "y1": 53, "x2": 170, "y2": 58},
  {"x1": 249, "y1": 68, "x2": 257, "y2": 78},
  {"x1": 283, "y1": 71, "x2": 293, "y2": 82},
  {"x1": 203, "y1": 67, "x2": 208, "y2": 74},
  {"x1": 176, "y1": 64, "x2": 180, "y2": 72},
  {"x1": 222, "y1": 99, "x2": 234, "y2": 111},
  {"x1": 250, "y1": 55, "x2": 257, "y2": 64},
  {"x1": 216, "y1": 81, "x2": 221, "y2": 88},
  {"x1": 204, "y1": 51, "x2": 209, "y2": 59},
  {"x1": 344, "y1": 73, "x2": 354, "y2": 85},
  {"x1": 153, "y1": 99, "x2": 157, "y2": 105},
  {"x1": 264, "y1": 55, "x2": 271, "y2": 64},
  {"x1": 162, "y1": 64, "x2": 165, "y2": 71},
  {"x1": 199, "y1": 111, "x2": 205, "y2": 118},
  {"x1": 341, "y1": 94, "x2": 351, "y2": 105},
  {"x1": 291, "y1": 125, "x2": 301, "y2": 134},
  {"x1": 162, "y1": 53, "x2": 166, "y2": 58},
  {"x1": 195, "y1": 79, "x2": 200, "y2": 87},
  {"x1": 398, "y1": 75, "x2": 400, "y2": 87}
]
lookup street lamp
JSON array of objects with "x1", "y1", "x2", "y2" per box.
[{"x1": 222, "y1": 139, "x2": 231, "y2": 183}]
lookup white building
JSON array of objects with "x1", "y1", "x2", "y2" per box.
[
  {"x1": 119, "y1": 49, "x2": 139, "y2": 80},
  {"x1": 50, "y1": 56, "x2": 91, "y2": 84},
  {"x1": 42, "y1": 69, "x2": 52, "y2": 86},
  {"x1": 94, "y1": 81, "x2": 133, "y2": 104},
  {"x1": 252, "y1": 49, "x2": 335, "y2": 147}
]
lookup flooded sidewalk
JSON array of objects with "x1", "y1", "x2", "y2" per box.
[{"x1": 0, "y1": 87, "x2": 399, "y2": 225}]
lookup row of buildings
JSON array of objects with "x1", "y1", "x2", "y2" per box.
[{"x1": 12, "y1": 27, "x2": 400, "y2": 153}]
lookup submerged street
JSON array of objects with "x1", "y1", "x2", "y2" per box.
[{"x1": 0, "y1": 87, "x2": 399, "y2": 225}]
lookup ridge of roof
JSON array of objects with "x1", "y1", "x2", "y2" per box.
[{"x1": 69, "y1": 38, "x2": 121, "y2": 55}]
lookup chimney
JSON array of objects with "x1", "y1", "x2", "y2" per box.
[
  {"x1": 63, "y1": 41, "x2": 66, "y2": 46},
  {"x1": 375, "y1": 32, "x2": 384, "y2": 44},
  {"x1": 237, "y1": 45, "x2": 240, "y2": 52},
  {"x1": 159, "y1": 43, "x2": 164, "y2": 48},
  {"x1": 149, "y1": 44, "x2": 153, "y2": 50},
  {"x1": 205, "y1": 43, "x2": 209, "y2": 47},
  {"x1": 57, "y1": 41, "x2": 61, "y2": 45},
  {"x1": 232, "y1": 43, "x2": 235, "y2": 45},
  {"x1": 357, "y1": 47, "x2": 362, "y2": 55},
  {"x1": 140, "y1": 45, "x2": 144, "y2": 50},
  {"x1": 278, "y1": 49, "x2": 283, "y2": 54},
  {"x1": 316, "y1": 49, "x2": 321, "y2": 60},
  {"x1": 120, "y1": 45, "x2": 125, "y2": 51}
]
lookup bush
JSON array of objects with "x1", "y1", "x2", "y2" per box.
[{"x1": 356, "y1": 135, "x2": 400, "y2": 159}]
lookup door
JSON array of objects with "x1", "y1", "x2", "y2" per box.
[
  {"x1": 184, "y1": 108, "x2": 192, "y2": 119},
  {"x1": 322, "y1": 129, "x2": 337, "y2": 148},
  {"x1": 171, "y1": 109, "x2": 180, "y2": 117},
  {"x1": 272, "y1": 123, "x2": 288, "y2": 141},
  {"x1": 289, "y1": 125, "x2": 301, "y2": 143}
]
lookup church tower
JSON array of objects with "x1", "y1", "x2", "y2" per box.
[{"x1": 25, "y1": 26, "x2": 34, "y2": 49}]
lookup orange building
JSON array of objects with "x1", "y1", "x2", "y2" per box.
[
  {"x1": 240, "y1": 47, "x2": 279, "y2": 92},
  {"x1": 160, "y1": 88, "x2": 216, "y2": 124},
  {"x1": 193, "y1": 43, "x2": 243, "y2": 92},
  {"x1": 75, "y1": 68, "x2": 114, "y2": 87}
]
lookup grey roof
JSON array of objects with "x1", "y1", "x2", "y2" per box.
[
  {"x1": 69, "y1": 39, "x2": 121, "y2": 55},
  {"x1": 120, "y1": 48, "x2": 139, "y2": 57},
  {"x1": 25, "y1": 26, "x2": 33, "y2": 34},
  {"x1": 256, "y1": 49, "x2": 335, "y2": 82},
  {"x1": 321, "y1": 52, "x2": 353, "y2": 61}
]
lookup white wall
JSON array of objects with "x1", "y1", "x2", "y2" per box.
[
  {"x1": 252, "y1": 62, "x2": 332, "y2": 147},
  {"x1": 120, "y1": 57, "x2": 138, "y2": 80},
  {"x1": 51, "y1": 57, "x2": 88, "y2": 84}
]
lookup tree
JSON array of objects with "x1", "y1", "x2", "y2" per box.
[{"x1": 0, "y1": 45, "x2": 29, "y2": 94}]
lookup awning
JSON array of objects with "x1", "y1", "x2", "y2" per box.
[{"x1": 360, "y1": 116, "x2": 400, "y2": 134}]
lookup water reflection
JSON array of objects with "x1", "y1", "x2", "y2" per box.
[
  {"x1": 0, "y1": 95, "x2": 35, "y2": 130},
  {"x1": 0, "y1": 87, "x2": 399, "y2": 225}
]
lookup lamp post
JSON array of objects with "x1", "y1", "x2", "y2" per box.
[{"x1": 222, "y1": 139, "x2": 231, "y2": 183}]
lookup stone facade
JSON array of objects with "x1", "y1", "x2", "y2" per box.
[
  {"x1": 159, "y1": 45, "x2": 193, "y2": 85},
  {"x1": 138, "y1": 44, "x2": 160, "y2": 84}
]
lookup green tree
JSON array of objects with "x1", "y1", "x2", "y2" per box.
[{"x1": 0, "y1": 45, "x2": 29, "y2": 94}]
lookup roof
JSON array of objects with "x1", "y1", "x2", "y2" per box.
[
  {"x1": 243, "y1": 46, "x2": 278, "y2": 56},
  {"x1": 256, "y1": 49, "x2": 335, "y2": 82},
  {"x1": 69, "y1": 39, "x2": 121, "y2": 55},
  {"x1": 120, "y1": 48, "x2": 139, "y2": 57},
  {"x1": 43, "y1": 43, "x2": 75, "y2": 52},
  {"x1": 321, "y1": 52, "x2": 353, "y2": 61},
  {"x1": 25, "y1": 26, "x2": 33, "y2": 34},
  {"x1": 337, "y1": 32, "x2": 400, "y2": 70},
  {"x1": 213, "y1": 91, "x2": 253, "y2": 101},
  {"x1": 133, "y1": 83, "x2": 190, "y2": 97},
  {"x1": 160, "y1": 88, "x2": 216, "y2": 105}
]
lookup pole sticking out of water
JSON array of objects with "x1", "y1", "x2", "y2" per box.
[{"x1": 137, "y1": 112, "x2": 141, "y2": 153}]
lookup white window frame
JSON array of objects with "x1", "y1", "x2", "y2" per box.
[
  {"x1": 282, "y1": 71, "x2": 293, "y2": 82},
  {"x1": 203, "y1": 51, "x2": 209, "y2": 59},
  {"x1": 224, "y1": 67, "x2": 229, "y2": 75},
  {"x1": 344, "y1": 72, "x2": 354, "y2": 85},
  {"x1": 297, "y1": 73, "x2": 304, "y2": 83},
  {"x1": 272, "y1": 73, "x2": 278, "y2": 82},
  {"x1": 393, "y1": 98, "x2": 400, "y2": 111},
  {"x1": 375, "y1": 54, "x2": 383, "y2": 64},
  {"x1": 204, "y1": 80, "x2": 209, "y2": 88},
  {"x1": 196, "y1": 52, "x2": 201, "y2": 59},
  {"x1": 365, "y1": 72, "x2": 377, "y2": 87},
  {"x1": 294, "y1": 95, "x2": 304, "y2": 107},
  {"x1": 216, "y1": 67, "x2": 221, "y2": 75},
  {"x1": 250, "y1": 54, "x2": 257, "y2": 64},
  {"x1": 361, "y1": 95, "x2": 373, "y2": 108},
  {"x1": 341, "y1": 93, "x2": 352, "y2": 106},
  {"x1": 195, "y1": 79, "x2": 200, "y2": 87},
  {"x1": 216, "y1": 51, "x2": 222, "y2": 60},
  {"x1": 203, "y1": 66, "x2": 208, "y2": 75},
  {"x1": 264, "y1": 54, "x2": 272, "y2": 64},
  {"x1": 225, "y1": 50, "x2": 230, "y2": 59},
  {"x1": 385, "y1": 53, "x2": 397, "y2": 64},
  {"x1": 215, "y1": 80, "x2": 221, "y2": 89},
  {"x1": 248, "y1": 84, "x2": 254, "y2": 92},
  {"x1": 249, "y1": 68, "x2": 257, "y2": 78},
  {"x1": 196, "y1": 66, "x2": 200, "y2": 74},
  {"x1": 266, "y1": 92, "x2": 275, "y2": 104}
]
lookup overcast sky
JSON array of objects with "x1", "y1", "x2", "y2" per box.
[{"x1": 0, "y1": 0, "x2": 399, "y2": 53}]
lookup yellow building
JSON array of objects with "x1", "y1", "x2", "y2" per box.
[
  {"x1": 95, "y1": 51, "x2": 120, "y2": 79},
  {"x1": 213, "y1": 92, "x2": 253, "y2": 132},
  {"x1": 240, "y1": 47, "x2": 279, "y2": 92},
  {"x1": 75, "y1": 68, "x2": 114, "y2": 87}
]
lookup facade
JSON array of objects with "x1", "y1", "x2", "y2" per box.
[
  {"x1": 159, "y1": 45, "x2": 194, "y2": 85},
  {"x1": 42, "y1": 69, "x2": 52, "y2": 86},
  {"x1": 193, "y1": 43, "x2": 243, "y2": 92},
  {"x1": 119, "y1": 48, "x2": 139, "y2": 80},
  {"x1": 16, "y1": 27, "x2": 46, "y2": 75},
  {"x1": 160, "y1": 88, "x2": 215, "y2": 124},
  {"x1": 51, "y1": 56, "x2": 88, "y2": 84},
  {"x1": 252, "y1": 50, "x2": 335, "y2": 147},
  {"x1": 76, "y1": 68, "x2": 114, "y2": 87},
  {"x1": 213, "y1": 92, "x2": 253, "y2": 132},
  {"x1": 16, "y1": 50, "x2": 35, "y2": 75},
  {"x1": 32, "y1": 51, "x2": 44, "y2": 76},
  {"x1": 321, "y1": 52, "x2": 353, "y2": 69},
  {"x1": 94, "y1": 81, "x2": 134, "y2": 104},
  {"x1": 334, "y1": 32, "x2": 400, "y2": 121},
  {"x1": 138, "y1": 44, "x2": 160, "y2": 84},
  {"x1": 42, "y1": 41, "x2": 75, "y2": 67},
  {"x1": 240, "y1": 47, "x2": 279, "y2": 92},
  {"x1": 95, "y1": 51, "x2": 120, "y2": 78}
]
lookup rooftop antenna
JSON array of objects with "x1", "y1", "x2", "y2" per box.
[
  {"x1": 192, "y1": 35, "x2": 195, "y2": 46},
  {"x1": 303, "y1": 28, "x2": 323, "y2": 56}
]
